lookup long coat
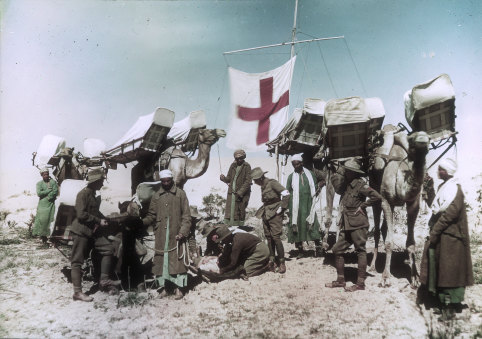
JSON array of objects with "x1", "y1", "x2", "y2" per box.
[
  {"x1": 286, "y1": 169, "x2": 321, "y2": 243},
  {"x1": 142, "y1": 185, "x2": 191, "y2": 276},
  {"x1": 420, "y1": 185, "x2": 474, "y2": 288},
  {"x1": 33, "y1": 178, "x2": 59, "y2": 237},
  {"x1": 222, "y1": 161, "x2": 251, "y2": 224}
]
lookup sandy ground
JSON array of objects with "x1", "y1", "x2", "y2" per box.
[{"x1": 0, "y1": 160, "x2": 481, "y2": 338}]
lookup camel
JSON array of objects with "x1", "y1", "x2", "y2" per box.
[
  {"x1": 369, "y1": 126, "x2": 430, "y2": 287},
  {"x1": 131, "y1": 128, "x2": 226, "y2": 192}
]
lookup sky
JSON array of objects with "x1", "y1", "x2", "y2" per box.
[{"x1": 1, "y1": 0, "x2": 481, "y2": 190}]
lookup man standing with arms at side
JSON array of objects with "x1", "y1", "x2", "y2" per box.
[
  {"x1": 70, "y1": 168, "x2": 118, "y2": 302},
  {"x1": 142, "y1": 169, "x2": 191, "y2": 300},
  {"x1": 252, "y1": 167, "x2": 290, "y2": 274},
  {"x1": 325, "y1": 159, "x2": 382, "y2": 292},
  {"x1": 286, "y1": 154, "x2": 324, "y2": 258},
  {"x1": 220, "y1": 149, "x2": 252, "y2": 226},
  {"x1": 33, "y1": 167, "x2": 58, "y2": 247}
]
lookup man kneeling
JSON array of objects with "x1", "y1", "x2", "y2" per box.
[{"x1": 214, "y1": 225, "x2": 270, "y2": 278}]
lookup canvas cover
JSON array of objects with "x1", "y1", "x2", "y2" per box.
[
  {"x1": 322, "y1": 96, "x2": 386, "y2": 159},
  {"x1": 135, "y1": 181, "x2": 162, "y2": 205},
  {"x1": 404, "y1": 74, "x2": 455, "y2": 128},
  {"x1": 266, "y1": 98, "x2": 325, "y2": 155},
  {"x1": 105, "y1": 107, "x2": 175, "y2": 163},
  {"x1": 83, "y1": 138, "x2": 106, "y2": 158},
  {"x1": 51, "y1": 179, "x2": 88, "y2": 237},
  {"x1": 322, "y1": 97, "x2": 369, "y2": 135},
  {"x1": 167, "y1": 110, "x2": 208, "y2": 153},
  {"x1": 365, "y1": 97, "x2": 386, "y2": 133},
  {"x1": 167, "y1": 110, "x2": 206, "y2": 143},
  {"x1": 34, "y1": 134, "x2": 66, "y2": 168}
]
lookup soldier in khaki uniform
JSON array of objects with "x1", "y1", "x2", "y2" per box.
[
  {"x1": 70, "y1": 168, "x2": 119, "y2": 302},
  {"x1": 252, "y1": 167, "x2": 290, "y2": 274},
  {"x1": 325, "y1": 159, "x2": 382, "y2": 292}
]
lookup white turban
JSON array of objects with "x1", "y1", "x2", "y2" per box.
[
  {"x1": 39, "y1": 167, "x2": 49, "y2": 174},
  {"x1": 439, "y1": 158, "x2": 457, "y2": 176},
  {"x1": 159, "y1": 169, "x2": 173, "y2": 179},
  {"x1": 291, "y1": 154, "x2": 303, "y2": 162}
]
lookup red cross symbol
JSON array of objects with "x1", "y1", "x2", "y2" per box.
[{"x1": 237, "y1": 77, "x2": 289, "y2": 145}]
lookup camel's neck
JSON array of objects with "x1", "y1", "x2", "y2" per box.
[
  {"x1": 404, "y1": 147, "x2": 428, "y2": 201},
  {"x1": 184, "y1": 142, "x2": 212, "y2": 179}
]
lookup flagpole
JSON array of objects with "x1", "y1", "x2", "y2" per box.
[
  {"x1": 223, "y1": 36, "x2": 344, "y2": 55},
  {"x1": 280, "y1": 0, "x2": 299, "y2": 185}
]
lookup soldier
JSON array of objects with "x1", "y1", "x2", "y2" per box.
[
  {"x1": 325, "y1": 159, "x2": 382, "y2": 292},
  {"x1": 33, "y1": 167, "x2": 58, "y2": 247},
  {"x1": 70, "y1": 168, "x2": 119, "y2": 302},
  {"x1": 286, "y1": 154, "x2": 324, "y2": 258},
  {"x1": 220, "y1": 149, "x2": 252, "y2": 226},
  {"x1": 142, "y1": 169, "x2": 191, "y2": 300},
  {"x1": 252, "y1": 167, "x2": 290, "y2": 274},
  {"x1": 215, "y1": 224, "x2": 270, "y2": 278}
]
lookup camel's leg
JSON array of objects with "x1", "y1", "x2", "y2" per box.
[
  {"x1": 322, "y1": 178, "x2": 335, "y2": 250},
  {"x1": 406, "y1": 199, "x2": 420, "y2": 288},
  {"x1": 380, "y1": 199, "x2": 393, "y2": 287},
  {"x1": 369, "y1": 200, "x2": 382, "y2": 272}
]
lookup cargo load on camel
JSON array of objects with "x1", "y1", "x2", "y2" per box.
[
  {"x1": 267, "y1": 98, "x2": 325, "y2": 156},
  {"x1": 322, "y1": 96, "x2": 385, "y2": 159},
  {"x1": 404, "y1": 73, "x2": 456, "y2": 140}
]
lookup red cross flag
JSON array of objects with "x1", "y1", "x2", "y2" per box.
[{"x1": 226, "y1": 56, "x2": 296, "y2": 152}]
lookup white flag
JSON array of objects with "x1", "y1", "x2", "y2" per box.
[{"x1": 226, "y1": 56, "x2": 296, "y2": 152}]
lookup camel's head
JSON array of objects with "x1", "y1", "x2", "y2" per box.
[
  {"x1": 407, "y1": 131, "x2": 430, "y2": 161},
  {"x1": 198, "y1": 129, "x2": 226, "y2": 146}
]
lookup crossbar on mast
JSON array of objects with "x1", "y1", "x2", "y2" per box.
[{"x1": 223, "y1": 36, "x2": 344, "y2": 55}]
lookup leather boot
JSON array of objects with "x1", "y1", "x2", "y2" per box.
[
  {"x1": 345, "y1": 253, "x2": 367, "y2": 292},
  {"x1": 73, "y1": 291, "x2": 93, "y2": 302},
  {"x1": 268, "y1": 260, "x2": 277, "y2": 272},
  {"x1": 278, "y1": 262, "x2": 286, "y2": 274},
  {"x1": 296, "y1": 243, "x2": 304, "y2": 259},
  {"x1": 325, "y1": 255, "x2": 346, "y2": 288},
  {"x1": 174, "y1": 288, "x2": 184, "y2": 300}
]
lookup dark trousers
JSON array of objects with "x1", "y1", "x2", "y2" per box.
[
  {"x1": 331, "y1": 227, "x2": 368, "y2": 285},
  {"x1": 71, "y1": 234, "x2": 113, "y2": 293},
  {"x1": 263, "y1": 214, "x2": 285, "y2": 263}
]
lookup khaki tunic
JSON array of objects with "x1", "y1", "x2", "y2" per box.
[
  {"x1": 332, "y1": 174, "x2": 381, "y2": 230},
  {"x1": 71, "y1": 187, "x2": 104, "y2": 237},
  {"x1": 255, "y1": 178, "x2": 289, "y2": 237},
  {"x1": 255, "y1": 178, "x2": 289, "y2": 220},
  {"x1": 143, "y1": 185, "x2": 191, "y2": 276},
  {"x1": 420, "y1": 186, "x2": 474, "y2": 288},
  {"x1": 222, "y1": 161, "x2": 252, "y2": 223}
]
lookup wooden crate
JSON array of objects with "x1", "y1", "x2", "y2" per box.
[
  {"x1": 293, "y1": 112, "x2": 324, "y2": 146},
  {"x1": 412, "y1": 99, "x2": 455, "y2": 134},
  {"x1": 327, "y1": 122, "x2": 369, "y2": 159}
]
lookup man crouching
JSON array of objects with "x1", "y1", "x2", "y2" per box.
[{"x1": 214, "y1": 225, "x2": 270, "y2": 278}]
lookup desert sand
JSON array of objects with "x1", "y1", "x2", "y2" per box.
[{"x1": 0, "y1": 156, "x2": 481, "y2": 338}]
